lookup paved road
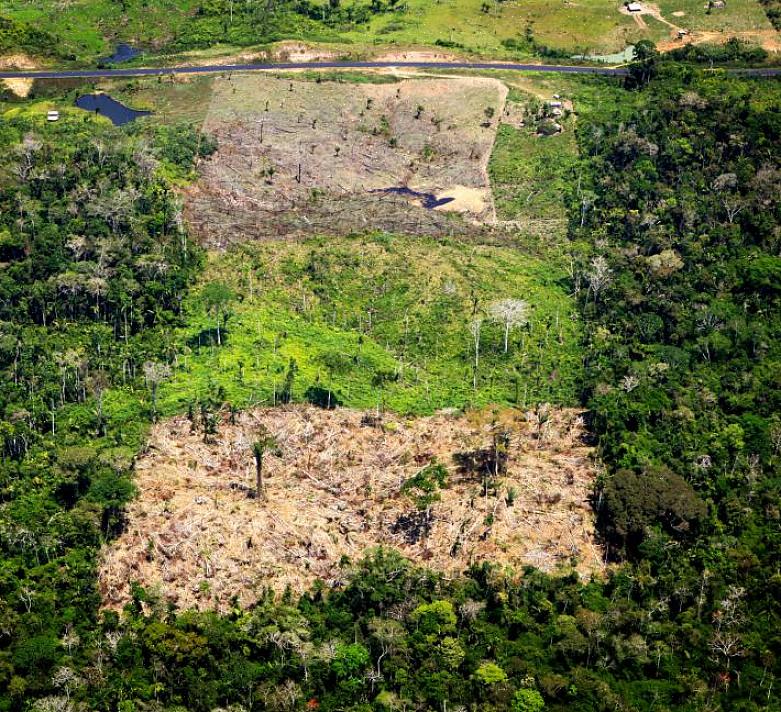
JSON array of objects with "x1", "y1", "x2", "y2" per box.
[{"x1": 0, "y1": 60, "x2": 630, "y2": 80}]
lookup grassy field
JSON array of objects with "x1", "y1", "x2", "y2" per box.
[
  {"x1": 489, "y1": 97, "x2": 579, "y2": 225},
  {"x1": 0, "y1": 0, "x2": 775, "y2": 63},
  {"x1": 152, "y1": 234, "x2": 583, "y2": 417}
]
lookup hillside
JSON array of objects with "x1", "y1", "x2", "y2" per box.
[{"x1": 1, "y1": 39, "x2": 781, "y2": 712}]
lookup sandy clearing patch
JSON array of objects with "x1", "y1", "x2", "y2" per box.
[
  {"x1": 99, "y1": 405, "x2": 603, "y2": 611},
  {"x1": 271, "y1": 42, "x2": 340, "y2": 63},
  {"x1": 172, "y1": 42, "x2": 340, "y2": 69},
  {"x1": 185, "y1": 74, "x2": 506, "y2": 245},
  {"x1": 0, "y1": 53, "x2": 39, "y2": 70},
  {"x1": 434, "y1": 185, "x2": 490, "y2": 216},
  {"x1": 2, "y1": 78, "x2": 33, "y2": 97},
  {"x1": 374, "y1": 50, "x2": 462, "y2": 63}
]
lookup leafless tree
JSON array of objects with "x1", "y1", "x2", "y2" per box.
[
  {"x1": 369, "y1": 618, "x2": 406, "y2": 675},
  {"x1": 710, "y1": 585, "x2": 746, "y2": 672},
  {"x1": 488, "y1": 298, "x2": 529, "y2": 353},
  {"x1": 61, "y1": 624, "x2": 80, "y2": 655},
  {"x1": 29, "y1": 697, "x2": 72, "y2": 712},
  {"x1": 15, "y1": 134, "x2": 42, "y2": 182},
  {"x1": 19, "y1": 586, "x2": 35, "y2": 613},
  {"x1": 51, "y1": 666, "x2": 80, "y2": 703},
  {"x1": 459, "y1": 599, "x2": 486, "y2": 622},
  {"x1": 621, "y1": 374, "x2": 640, "y2": 392},
  {"x1": 586, "y1": 256, "x2": 612, "y2": 302}
]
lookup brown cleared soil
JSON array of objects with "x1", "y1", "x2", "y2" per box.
[
  {"x1": 184, "y1": 74, "x2": 506, "y2": 247},
  {"x1": 0, "y1": 53, "x2": 39, "y2": 69},
  {"x1": 99, "y1": 405, "x2": 604, "y2": 611},
  {"x1": 658, "y1": 28, "x2": 781, "y2": 52}
]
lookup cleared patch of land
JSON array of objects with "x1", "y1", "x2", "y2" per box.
[
  {"x1": 154, "y1": 234, "x2": 583, "y2": 417},
  {"x1": 341, "y1": 0, "x2": 775, "y2": 54},
  {"x1": 489, "y1": 89, "x2": 579, "y2": 237},
  {"x1": 99, "y1": 405, "x2": 603, "y2": 611},
  {"x1": 184, "y1": 73, "x2": 506, "y2": 245}
]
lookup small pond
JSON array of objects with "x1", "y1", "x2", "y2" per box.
[
  {"x1": 572, "y1": 45, "x2": 636, "y2": 64},
  {"x1": 75, "y1": 94, "x2": 151, "y2": 126},
  {"x1": 101, "y1": 43, "x2": 141, "y2": 64},
  {"x1": 371, "y1": 186, "x2": 455, "y2": 209}
]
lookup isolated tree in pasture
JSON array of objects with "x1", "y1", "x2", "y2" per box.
[
  {"x1": 201, "y1": 281, "x2": 236, "y2": 346},
  {"x1": 488, "y1": 298, "x2": 529, "y2": 353},
  {"x1": 252, "y1": 425, "x2": 278, "y2": 500}
]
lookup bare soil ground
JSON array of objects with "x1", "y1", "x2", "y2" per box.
[
  {"x1": 1, "y1": 54, "x2": 38, "y2": 96},
  {"x1": 658, "y1": 27, "x2": 781, "y2": 52},
  {"x1": 184, "y1": 74, "x2": 506, "y2": 246},
  {"x1": 99, "y1": 405, "x2": 604, "y2": 611}
]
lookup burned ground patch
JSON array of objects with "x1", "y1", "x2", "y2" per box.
[
  {"x1": 184, "y1": 74, "x2": 507, "y2": 246},
  {"x1": 99, "y1": 405, "x2": 603, "y2": 611}
]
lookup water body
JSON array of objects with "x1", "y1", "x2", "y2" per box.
[
  {"x1": 75, "y1": 94, "x2": 151, "y2": 126},
  {"x1": 371, "y1": 186, "x2": 455, "y2": 209},
  {"x1": 572, "y1": 45, "x2": 636, "y2": 64},
  {"x1": 101, "y1": 43, "x2": 141, "y2": 64}
]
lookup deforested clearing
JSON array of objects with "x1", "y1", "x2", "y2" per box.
[
  {"x1": 184, "y1": 74, "x2": 506, "y2": 246},
  {"x1": 99, "y1": 405, "x2": 603, "y2": 612}
]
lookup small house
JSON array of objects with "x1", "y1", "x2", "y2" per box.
[
  {"x1": 47, "y1": 110, "x2": 60, "y2": 122},
  {"x1": 627, "y1": 2, "x2": 643, "y2": 11},
  {"x1": 549, "y1": 100, "x2": 563, "y2": 109}
]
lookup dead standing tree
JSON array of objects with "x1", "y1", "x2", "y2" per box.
[
  {"x1": 469, "y1": 317, "x2": 483, "y2": 391},
  {"x1": 488, "y1": 298, "x2": 529, "y2": 354},
  {"x1": 252, "y1": 425, "x2": 279, "y2": 501}
]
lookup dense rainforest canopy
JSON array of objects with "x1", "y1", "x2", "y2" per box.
[{"x1": 0, "y1": 65, "x2": 780, "y2": 712}]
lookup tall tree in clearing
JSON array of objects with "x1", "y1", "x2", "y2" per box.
[
  {"x1": 252, "y1": 426, "x2": 278, "y2": 500},
  {"x1": 201, "y1": 281, "x2": 236, "y2": 346}
]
